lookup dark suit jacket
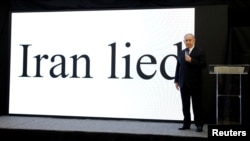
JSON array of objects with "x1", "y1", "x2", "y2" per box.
[{"x1": 174, "y1": 46, "x2": 207, "y2": 88}]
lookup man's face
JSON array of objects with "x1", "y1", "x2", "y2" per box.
[{"x1": 184, "y1": 35, "x2": 195, "y2": 48}]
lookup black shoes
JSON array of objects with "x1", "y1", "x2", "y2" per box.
[
  {"x1": 178, "y1": 125, "x2": 203, "y2": 132},
  {"x1": 178, "y1": 126, "x2": 190, "y2": 130},
  {"x1": 196, "y1": 126, "x2": 203, "y2": 132}
]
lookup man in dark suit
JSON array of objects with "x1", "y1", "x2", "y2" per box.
[{"x1": 174, "y1": 33, "x2": 207, "y2": 132}]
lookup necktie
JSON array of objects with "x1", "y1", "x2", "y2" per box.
[{"x1": 185, "y1": 48, "x2": 189, "y2": 55}]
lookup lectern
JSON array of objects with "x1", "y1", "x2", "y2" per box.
[{"x1": 209, "y1": 64, "x2": 249, "y2": 124}]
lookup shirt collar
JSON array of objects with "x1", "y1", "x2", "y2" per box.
[{"x1": 188, "y1": 46, "x2": 195, "y2": 54}]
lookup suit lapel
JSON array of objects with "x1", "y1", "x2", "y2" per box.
[{"x1": 189, "y1": 46, "x2": 197, "y2": 56}]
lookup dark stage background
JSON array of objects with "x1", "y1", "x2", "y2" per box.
[{"x1": 1, "y1": 0, "x2": 250, "y2": 125}]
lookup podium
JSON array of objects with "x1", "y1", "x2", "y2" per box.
[{"x1": 209, "y1": 64, "x2": 249, "y2": 124}]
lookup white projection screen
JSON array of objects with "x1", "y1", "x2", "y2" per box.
[{"x1": 9, "y1": 8, "x2": 194, "y2": 121}]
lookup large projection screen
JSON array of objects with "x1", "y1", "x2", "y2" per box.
[{"x1": 9, "y1": 8, "x2": 194, "y2": 121}]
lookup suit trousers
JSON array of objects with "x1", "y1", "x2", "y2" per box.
[{"x1": 180, "y1": 86, "x2": 203, "y2": 127}]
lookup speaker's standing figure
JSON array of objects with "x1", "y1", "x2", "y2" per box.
[{"x1": 174, "y1": 33, "x2": 207, "y2": 132}]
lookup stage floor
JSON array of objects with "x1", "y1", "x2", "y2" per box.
[{"x1": 0, "y1": 115, "x2": 207, "y2": 138}]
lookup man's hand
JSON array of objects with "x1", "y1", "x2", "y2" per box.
[
  {"x1": 185, "y1": 54, "x2": 192, "y2": 63},
  {"x1": 175, "y1": 83, "x2": 180, "y2": 90}
]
